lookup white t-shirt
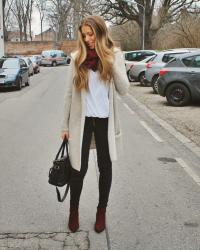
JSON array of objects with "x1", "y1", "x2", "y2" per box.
[{"x1": 86, "y1": 70, "x2": 109, "y2": 118}]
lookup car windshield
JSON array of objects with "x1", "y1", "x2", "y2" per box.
[
  {"x1": 146, "y1": 55, "x2": 156, "y2": 62},
  {"x1": 1, "y1": 59, "x2": 19, "y2": 69},
  {"x1": 125, "y1": 52, "x2": 140, "y2": 61},
  {"x1": 162, "y1": 53, "x2": 186, "y2": 63}
]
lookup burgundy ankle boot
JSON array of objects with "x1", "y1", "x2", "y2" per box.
[
  {"x1": 68, "y1": 207, "x2": 79, "y2": 232},
  {"x1": 94, "y1": 207, "x2": 106, "y2": 233}
]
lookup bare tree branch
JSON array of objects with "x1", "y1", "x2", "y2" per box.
[{"x1": 97, "y1": 0, "x2": 198, "y2": 48}]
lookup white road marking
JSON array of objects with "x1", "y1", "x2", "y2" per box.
[
  {"x1": 123, "y1": 103, "x2": 135, "y2": 115},
  {"x1": 176, "y1": 158, "x2": 200, "y2": 186},
  {"x1": 140, "y1": 120, "x2": 163, "y2": 142},
  {"x1": 127, "y1": 93, "x2": 200, "y2": 158}
]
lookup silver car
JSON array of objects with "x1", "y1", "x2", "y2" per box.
[
  {"x1": 129, "y1": 55, "x2": 156, "y2": 85},
  {"x1": 22, "y1": 57, "x2": 34, "y2": 76},
  {"x1": 145, "y1": 49, "x2": 196, "y2": 93},
  {"x1": 123, "y1": 50, "x2": 157, "y2": 81}
]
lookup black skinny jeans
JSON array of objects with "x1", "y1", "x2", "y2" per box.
[{"x1": 69, "y1": 117, "x2": 112, "y2": 209}]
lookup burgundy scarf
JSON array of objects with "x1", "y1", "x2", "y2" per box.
[{"x1": 83, "y1": 48, "x2": 99, "y2": 71}]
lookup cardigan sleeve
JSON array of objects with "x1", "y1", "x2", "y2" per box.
[
  {"x1": 112, "y1": 49, "x2": 130, "y2": 96},
  {"x1": 61, "y1": 58, "x2": 75, "y2": 132}
]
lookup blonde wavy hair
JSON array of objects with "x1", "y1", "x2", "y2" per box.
[{"x1": 74, "y1": 15, "x2": 115, "y2": 90}]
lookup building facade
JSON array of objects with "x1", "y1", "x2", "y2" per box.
[{"x1": 0, "y1": 0, "x2": 4, "y2": 57}]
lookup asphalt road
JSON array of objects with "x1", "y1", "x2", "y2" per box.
[{"x1": 0, "y1": 66, "x2": 200, "y2": 250}]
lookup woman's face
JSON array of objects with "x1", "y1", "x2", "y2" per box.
[{"x1": 81, "y1": 25, "x2": 96, "y2": 49}]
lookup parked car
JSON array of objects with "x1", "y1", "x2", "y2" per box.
[
  {"x1": 41, "y1": 50, "x2": 71, "y2": 67},
  {"x1": 157, "y1": 51, "x2": 200, "y2": 106},
  {"x1": 30, "y1": 56, "x2": 40, "y2": 74},
  {"x1": 123, "y1": 50, "x2": 157, "y2": 78},
  {"x1": 31, "y1": 55, "x2": 42, "y2": 65},
  {"x1": 145, "y1": 49, "x2": 198, "y2": 93},
  {"x1": 22, "y1": 57, "x2": 34, "y2": 76},
  {"x1": 0, "y1": 57, "x2": 29, "y2": 90},
  {"x1": 128, "y1": 55, "x2": 156, "y2": 84}
]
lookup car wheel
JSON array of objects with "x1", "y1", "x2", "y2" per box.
[
  {"x1": 25, "y1": 77, "x2": 30, "y2": 86},
  {"x1": 67, "y1": 58, "x2": 71, "y2": 64},
  {"x1": 52, "y1": 61, "x2": 57, "y2": 67},
  {"x1": 139, "y1": 72, "x2": 146, "y2": 86},
  {"x1": 152, "y1": 75, "x2": 159, "y2": 94},
  {"x1": 127, "y1": 70, "x2": 135, "y2": 82},
  {"x1": 16, "y1": 78, "x2": 22, "y2": 90},
  {"x1": 166, "y1": 83, "x2": 191, "y2": 106}
]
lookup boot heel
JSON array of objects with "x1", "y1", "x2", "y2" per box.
[
  {"x1": 68, "y1": 207, "x2": 79, "y2": 232},
  {"x1": 94, "y1": 207, "x2": 106, "y2": 233}
]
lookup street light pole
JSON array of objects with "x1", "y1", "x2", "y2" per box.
[
  {"x1": 126, "y1": 0, "x2": 145, "y2": 50},
  {"x1": 137, "y1": 2, "x2": 145, "y2": 50}
]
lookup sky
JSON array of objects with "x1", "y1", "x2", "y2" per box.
[{"x1": 31, "y1": 7, "x2": 49, "y2": 36}]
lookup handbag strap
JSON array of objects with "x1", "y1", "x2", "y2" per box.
[
  {"x1": 64, "y1": 138, "x2": 69, "y2": 156},
  {"x1": 56, "y1": 184, "x2": 70, "y2": 202},
  {"x1": 56, "y1": 138, "x2": 69, "y2": 160}
]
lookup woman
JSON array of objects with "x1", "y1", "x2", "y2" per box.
[{"x1": 61, "y1": 15, "x2": 129, "y2": 233}]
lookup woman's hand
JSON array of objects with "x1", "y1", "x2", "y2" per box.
[{"x1": 61, "y1": 131, "x2": 69, "y2": 140}]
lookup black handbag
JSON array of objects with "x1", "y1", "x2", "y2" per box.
[{"x1": 48, "y1": 138, "x2": 72, "y2": 202}]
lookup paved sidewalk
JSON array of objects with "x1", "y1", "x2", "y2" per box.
[
  {"x1": 0, "y1": 151, "x2": 107, "y2": 250},
  {"x1": 0, "y1": 231, "x2": 89, "y2": 250}
]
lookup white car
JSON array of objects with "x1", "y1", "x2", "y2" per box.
[
  {"x1": 123, "y1": 50, "x2": 156, "y2": 71},
  {"x1": 41, "y1": 50, "x2": 71, "y2": 67}
]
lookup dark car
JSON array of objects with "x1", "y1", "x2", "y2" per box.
[
  {"x1": 0, "y1": 58, "x2": 29, "y2": 90},
  {"x1": 157, "y1": 52, "x2": 200, "y2": 106},
  {"x1": 145, "y1": 49, "x2": 196, "y2": 94}
]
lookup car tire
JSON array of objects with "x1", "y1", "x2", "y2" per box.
[
  {"x1": 52, "y1": 61, "x2": 57, "y2": 67},
  {"x1": 67, "y1": 58, "x2": 71, "y2": 64},
  {"x1": 25, "y1": 77, "x2": 30, "y2": 86},
  {"x1": 152, "y1": 75, "x2": 159, "y2": 94},
  {"x1": 16, "y1": 78, "x2": 22, "y2": 90},
  {"x1": 139, "y1": 72, "x2": 146, "y2": 86},
  {"x1": 166, "y1": 83, "x2": 191, "y2": 107},
  {"x1": 127, "y1": 70, "x2": 135, "y2": 82}
]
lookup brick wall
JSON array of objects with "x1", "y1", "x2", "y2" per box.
[
  {"x1": 5, "y1": 40, "x2": 78, "y2": 56},
  {"x1": 5, "y1": 40, "x2": 121, "y2": 56}
]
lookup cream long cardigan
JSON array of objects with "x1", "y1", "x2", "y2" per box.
[{"x1": 61, "y1": 47, "x2": 130, "y2": 171}]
